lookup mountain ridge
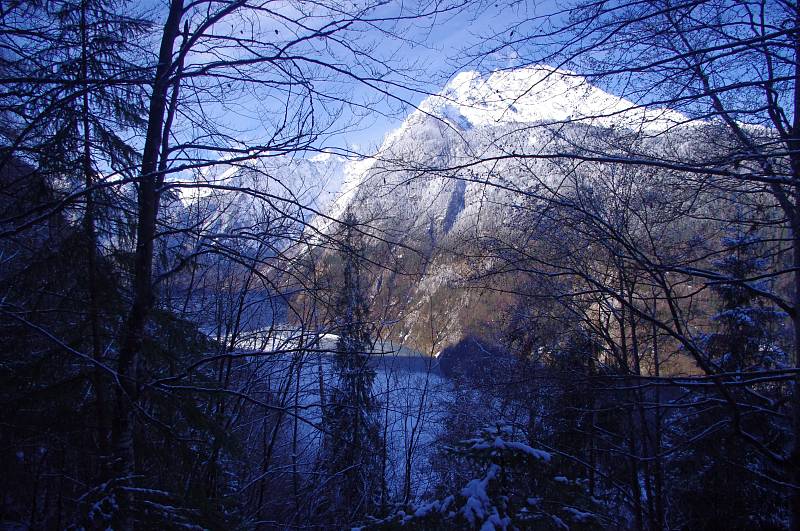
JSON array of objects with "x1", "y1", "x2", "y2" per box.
[{"x1": 317, "y1": 65, "x2": 702, "y2": 352}]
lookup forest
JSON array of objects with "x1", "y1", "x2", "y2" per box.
[{"x1": 0, "y1": 0, "x2": 798, "y2": 529}]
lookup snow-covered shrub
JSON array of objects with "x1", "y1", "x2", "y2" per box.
[{"x1": 371, "y1": 425, "x2": 601, "y2": 530}]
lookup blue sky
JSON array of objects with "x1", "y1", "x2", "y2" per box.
[
  {"x1": 140, "y1": 0, "x2": 547, "y2": 158},
  {"x1": 326, "y1": 1, "x2": 542, "y2": 152},
  {"x1": 116, "y1": 0, "x2": 582, "y2": 181}
]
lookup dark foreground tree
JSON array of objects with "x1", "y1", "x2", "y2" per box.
[
  {"x1": 319, "y1": 211, "x2": 383, "y2": 524},
  {"x1": 1, "y1": 0, "x2": 469, "y2": 527}
]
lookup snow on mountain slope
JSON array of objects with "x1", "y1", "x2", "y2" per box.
[
  {"x1": 178, "y1": 65, "x2": 682, "y2": 241},
  {"x1": 315, "y1": 65, "x2": 696, "y2": 351},
  {"x1": 322, "y1": 65, "x2": 688, "y2": 234},
  {"x1": 423, "y1": 66, "x2": 685, "y2": 131},
  {"x1": 179, "y1": 151, "x2": 350, "y2": 217},
  {"x1": 172, "y1": 64, "x2": 692, "y2": 351}
]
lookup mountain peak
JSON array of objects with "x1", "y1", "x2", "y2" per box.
[
  {"x1": 315, "y1": 64, "x2": 686, "y2": 234},
  {"x1": 421, "y1": 64, "x2": 684, "y2": 131}
]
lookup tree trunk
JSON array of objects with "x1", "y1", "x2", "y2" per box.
[
  {"x1": 292, "y1": 348, "x2": 302, "y2": 526},
  {"x1": 791, "y1": 227, "x2": 800, "y2": 531},
  {"x1": 787, "y1": 11, "x2": 800, "y2": 530},
  {"x1": 652, "y1": 314, "x2": 664, "y2": 531},
  {"x1": 112, "y1": 2, "x2": 183, "y2": 528},
  {"x1": 79, "y1": 0, "x2": 110, "y2": 465}
]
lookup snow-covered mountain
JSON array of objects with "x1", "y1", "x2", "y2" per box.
[
  {"x1": 324, "y1": 65, "x2": 687, "y2": 236},
  {"x1": 317, "y1": 65, "x2": 695, "y2": 351},
  {"x1": 412, "y1": 65, "x2": 684, "y2": 131},
  {"x1": 178, "y1": 149, "x2": 351, "y2": 220},
  {"x1": 173, "y1": 65, "x2": 695, "y2": 351},
  {"x1": 177, "y1": 65, "x2": 683, "y2": 240}
]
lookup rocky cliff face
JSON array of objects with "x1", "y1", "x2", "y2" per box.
[{"x1": 321, "y1": 66, "x2": 690, "y2": 352}]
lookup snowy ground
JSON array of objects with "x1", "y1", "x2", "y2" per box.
[{"x1": 227, "y1": 330, "x2": 452, "y2": 500}]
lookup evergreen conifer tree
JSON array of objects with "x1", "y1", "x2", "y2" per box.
[
  {"x1": 707, "y1": 221, "x2": 785, "y2": 372},
  {"x1": 374, "y1": 425, "x2": 601, "y2": 530},
  {"x1": 320, "y1": 211, "x2": 383, "y2": 523},
  {"x1": 669, "y1": 219, "x2": 789, "y2": 529}
]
